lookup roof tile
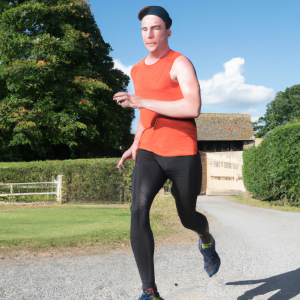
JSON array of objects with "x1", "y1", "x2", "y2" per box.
[{"x1": 196, "y1": 113, "x2": 255, "y2": 141}]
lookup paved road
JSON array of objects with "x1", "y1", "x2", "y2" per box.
[{"x1": 1, "y1": 196, "x2": 300, "y2": 300}]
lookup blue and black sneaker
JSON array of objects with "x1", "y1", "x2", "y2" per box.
[
  {"x1": 198, "y1": 235, "x2": 221, "y2": 277},
  {"x1": 139, "y1": 286, "x2": 164, "y2": 300}
]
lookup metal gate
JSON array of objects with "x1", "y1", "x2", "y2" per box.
[{"x1": 0, "y1": 175, "x2": 63, "y2": 203}]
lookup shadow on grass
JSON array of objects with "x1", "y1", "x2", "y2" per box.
[{"x1": 226, "y1": 268, "x2": 300, "y2": 300}]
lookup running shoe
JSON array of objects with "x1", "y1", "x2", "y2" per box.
[
  {"x1": 198, "y1": 235, "x2": 221, "y2": 277},
  {"x1": 138, "y1": 287, "x2": 164, "y2": 300}
]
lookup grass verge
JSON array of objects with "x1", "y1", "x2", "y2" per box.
[
  {"x1": 0, "y1": 193, "x2": 196, "y2": 254},
  {"x1": 225, "y1": 193, "x2": 300, "y2": 213}
]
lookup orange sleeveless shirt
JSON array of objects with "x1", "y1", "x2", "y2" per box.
[{"x1": 131, "y1": 50, "x2": 198, "y2": 157}]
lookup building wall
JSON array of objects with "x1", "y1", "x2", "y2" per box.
[
  {"x1": 199, "y1": 151, "x2": 207, "y2": 194},
  {"x1": 205, "y1": 151, "x2": 246, "y2": 195},
  {"x1": 243, "y1": 140, "x2": 255, "y2": 150}
]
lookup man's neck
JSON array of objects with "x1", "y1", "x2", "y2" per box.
[{"x1": 146, "y1": 46, "x2": 170, "y2": 65}]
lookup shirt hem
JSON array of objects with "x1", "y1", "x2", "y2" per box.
[{"x1": 138, "y1": 145, "x2": 198, "y2": 157}]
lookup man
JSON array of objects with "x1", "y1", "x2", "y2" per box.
[{"x1": 113, "y1": 6, "x2": 220, "y2": 300}]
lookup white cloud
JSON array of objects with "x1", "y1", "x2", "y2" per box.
[
  {"x1": 113, "y1": 59, "x2": 135, "y2": 94},
  {"x1": 242, "y1": 108, "x2": 261, "y2": 123},
  {"x1": 199, "y1": 58, "x2": 275, "y2": 108},
  {"x1": 113, "y1": 59, "x2": 132, "y2": 76},
  {"x1": 243, "y1": 108, "x2": 258, "y2": 115},
  {"x1": 251, "y1": 116, "x2": 260, "y2": 122}
]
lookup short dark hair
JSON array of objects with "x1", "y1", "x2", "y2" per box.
[{"x1": 165, "y1": 22, "x2": 170, "y2": 30}]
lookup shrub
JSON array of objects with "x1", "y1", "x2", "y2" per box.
[
  {"x1": 0, "y1": 158, "x2": 134, "y2": 203},
  {"x1": 243, "y1": 122, "x2": 300, "y2": 202},
  {"x1": 242, "y1": 145, "x2": 256, "y2": 193}
]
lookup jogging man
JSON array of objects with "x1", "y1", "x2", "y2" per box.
[{"x1": 113, "y1": 6, "x2": 220, "y2": 300}]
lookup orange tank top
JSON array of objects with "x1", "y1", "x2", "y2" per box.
[{"x1": 131, "y1": 50, "x2": 198, "y2": 157}]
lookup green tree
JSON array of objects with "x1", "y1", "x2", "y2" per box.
[
  {"x1": 254, "y1": 84, "x2": 300, "y2": 137},
  {"x1": 0, "y1": 0, "x2": 134, "y2": 161}
]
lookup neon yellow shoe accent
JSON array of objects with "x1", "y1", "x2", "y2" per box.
[{"x1": 202, "y1": 243, "x2": 212, "y2": 249}]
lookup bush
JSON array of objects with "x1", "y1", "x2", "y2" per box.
[
  {"x1": 242, "y1": 145, "x2": 257, "y2": 193},
  {"x1": 243, "y1": 122, "x2": 300, "y2": 202},
  {"x1": 0, "y1": 158, "x2": 134, "y2": 203}
]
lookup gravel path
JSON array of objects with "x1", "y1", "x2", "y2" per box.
[{"x1": 1, "y1": 196, "x2": 300, "y2": 300}]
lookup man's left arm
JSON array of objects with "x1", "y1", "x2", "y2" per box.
[{"x1": 113, "y1": 56, "x2": 201, "y2": 119}]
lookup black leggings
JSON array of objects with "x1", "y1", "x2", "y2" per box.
[{"x1": 131, "y1": 149, "x2": 209, "y2": 290}]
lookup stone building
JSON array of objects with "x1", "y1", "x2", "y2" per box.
[{"x1": 196, "y1": 113, "x2": 255, "y2": 195}]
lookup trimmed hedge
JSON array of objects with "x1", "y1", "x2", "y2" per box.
[
  {"x1": 0, "y1": 158, "x2": 134, "y2": 203},
  {"x1": 243, "y1": 122, "x2": 300, "y2": 202}
]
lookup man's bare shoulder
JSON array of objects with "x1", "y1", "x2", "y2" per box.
[
  {"x1": 173, "y1": 55, "x2": 194, "y2": 71},
  {"x1": 172, "y1": 55, "x2": 197, "y2": 82}
]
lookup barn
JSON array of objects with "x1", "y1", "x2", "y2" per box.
[{"x1": 196, "y1": 113, "x2": 255, "y2": 195}]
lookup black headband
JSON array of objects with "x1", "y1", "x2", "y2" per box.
[{"x1": 138, "y1": 6, "x2": 172, "y2": 28}]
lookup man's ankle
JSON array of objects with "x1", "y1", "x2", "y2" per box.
[
  {"x1": 143, "y1": 285, "x2": 159, "y2": 297},
  {"x1": 199, "y1": 232, "x2": 212, "y2": 245}
]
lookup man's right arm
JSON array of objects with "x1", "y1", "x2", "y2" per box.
[
  {"x1": 133, "y1": 117, "x2": 145, "y2": 149},
  {"x1": 117, "y1": 117, "x2": 145, "y2": 169}
]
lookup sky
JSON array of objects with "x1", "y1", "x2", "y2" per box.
[{"x1": 90, "y1": 0, "x2": 300, "y2": 133}]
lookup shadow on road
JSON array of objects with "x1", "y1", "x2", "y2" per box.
[{"x1": 226, "y1": 268, "x2": 300, "y2": 300}]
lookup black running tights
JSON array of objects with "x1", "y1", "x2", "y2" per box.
[{"x1": 131, "y1": 149, "x2": 209, "y2": 290}]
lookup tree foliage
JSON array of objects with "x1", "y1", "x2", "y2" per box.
[
  {"x1": 0, "y1": 0, "x2": 134, "y2": 161},
  {"x1": 243, "y1": 122, "x2": 300, "y2": 202},
  {"x1": 254, "y1": 84, "x2": 300, "y2": 137}
]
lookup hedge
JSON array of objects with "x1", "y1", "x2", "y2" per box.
[
  {"x1": 0, "y1": 158, "x2": 134, "y2": 203},
  {"x1": 243, "y1": 122, "x2": 300, "y2": 202}
]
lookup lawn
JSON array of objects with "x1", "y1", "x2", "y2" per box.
[
  {"x1": 0, "y1": 205, "x2": 132, "y2": 249},
  {"x1": 225, "y1": 193, "x2": 300, "y2": 213},
  {"x1": 0, "y1": 194, "x2": 191, "y2": 252}
]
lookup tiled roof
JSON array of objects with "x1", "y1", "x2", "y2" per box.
[{"x1": 196, "y1": 113, "x2": 255, "y2": 141}]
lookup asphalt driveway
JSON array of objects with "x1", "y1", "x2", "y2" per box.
[{"x1": 1, "y1": 196, "x2": 300, "y2": 300}]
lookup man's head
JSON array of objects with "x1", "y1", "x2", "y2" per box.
[
  {"x1": 138, "y1": 6, "x2": 172, "y2": 28},
  {"x1": 138, "y1": 6, "x2": 172, "y2": 54}
]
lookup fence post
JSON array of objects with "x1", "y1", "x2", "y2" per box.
[
  {"x1": 10, "y1": 184, "x2": 13, "y2": 202},
  {"x1": 56, "y1": 175, "x2": 63, "y2": 204}
]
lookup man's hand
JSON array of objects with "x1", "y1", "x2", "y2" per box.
[
  {"x1": 117, "y1": 140, "x2": 139, "y2": 170},
  {"x1": 113, "y1": 92, "x2": 143, "y2": 108}
]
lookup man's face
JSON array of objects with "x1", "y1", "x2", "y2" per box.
[{"x1": 141, "y1": 15, "x2": 171, "y2": 53}]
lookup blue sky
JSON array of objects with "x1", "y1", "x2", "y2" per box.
[{"x1": 90, "y1": 0, "x2": 300, "y2": 133}]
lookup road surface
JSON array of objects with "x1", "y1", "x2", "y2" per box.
[{"x1": 1, "y1": 196, "x2": 300, "y2": 300}]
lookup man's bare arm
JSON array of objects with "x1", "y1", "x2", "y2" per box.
[
  {"x1": 117, "y1": 117, "x2": 145, "y2": 169},
  {"x1": 113, "y1": 56, "x2": 201, "y2": 118}
]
